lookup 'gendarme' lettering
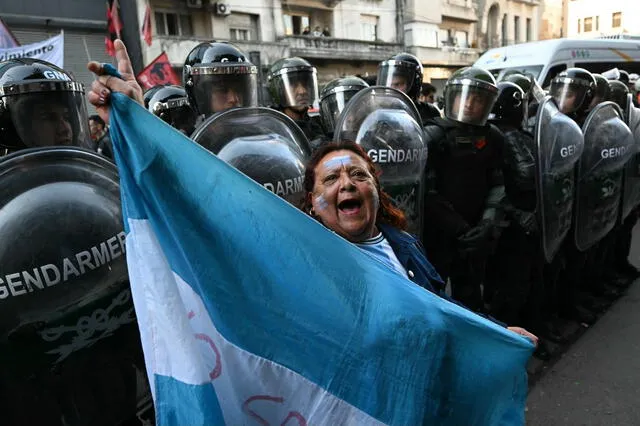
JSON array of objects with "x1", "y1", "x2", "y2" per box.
[
  {"x1": 0, "y1": 232, "x2": 126, "y2": 301},
  {"x1": 367, "y1": 148, "x2": 427, "y2": 164}
]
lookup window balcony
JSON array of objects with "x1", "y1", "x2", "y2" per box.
[
  {"x1": 145, "y1": 36, "x2": 290, "y2": 69},
  {"x1": 279, "y1": 35, "x2": 402, "y2": 62},
  {"x1": 408, "y1": 45, "x2": 481, "y2": 67}
]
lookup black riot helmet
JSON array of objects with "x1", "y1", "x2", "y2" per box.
[
  {"x1": 549, "y1": 67, "x2": 596, "y2": 116},
  {"x1": 608, "y1": 79, "x2": 629, "y2": 110},
  {"x1": 266, "y1": 57, "x2": 319, "y2": 110},
  {"x1": 183, "y1": 42, "x2": 258, "y2": 118},
  {"x1": 0, "y1": 58, "x2": 93, "y2": 152},
  {"x1": 319, "y1": 76, "x2": 369, "y2": 134},
  {"x1": 376, "y1": 52, "x2": 424, "y2": 102},
  {"x1": 443, "y1": 66, "x2": 498, "y2": 126},
  {"x1": 618, "y1": 69, "x2": 630, "y2": 85},
  {"x1": 143, "y1": 85, "x2": 197, "y2": 135},
  {"x1": 590, "y1": 74, "x2": 611, "y2": 109},
  {"x1": 489, "y1": 81, "x2": 526, "y2": 128},
  {"x1": 502, "y1": 73, "x2": 533, "y2": 97}
]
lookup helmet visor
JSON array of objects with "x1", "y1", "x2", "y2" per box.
[
  {"x1": 191, "y1": 71, "x2": 258, "y2": 117},
  {"x1": 5, "y1": 91, "x2": 92, "y2": 149},
  {"x1": 376, "y1": 64, "x2": 416, "y2": 96},
  {"x1": 444, "y1": 84, "x2": 497, "y2": 126},
  {"x1": 272, "y1": 70, "x2": 319, "y2": 108},
  {"x1": 319, "y1": 89, "x2": 359, "y2": 133},
  {"x1": 550, "y1": 81, "x2": 588, "y2": 114}
]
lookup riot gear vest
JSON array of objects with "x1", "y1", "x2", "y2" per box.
[{"x1": 424, "y1": 117, "x2": 504, "y2": 230}]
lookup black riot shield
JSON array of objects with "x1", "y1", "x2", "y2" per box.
[
  {"x1": 191, "y1": 107, "x2": 311, "y2": 206},
  {"x1": 333, "y1": 86, "x2": 427, "y2": 235},
  {"x1": 620, "y1": 93, "x2": 640, "y2": 222},
  {"x1": 535, "y1": 97, "x2": 585, "y2": 263},
  {"x1": 0, "y1": 147, "x2": 152, "y2": 425},
  {"x1": 575, "y1": 101, "x2": 635, "y2": 251}
]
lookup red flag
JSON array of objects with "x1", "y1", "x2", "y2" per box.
[
  {"x1": 142, "y1": 3, "x2": 152, "y2": 47},
  {"x1": 136, "y1": 52, "x2": 180, "y2": 90},
  {"x1": 111, "y1": 0, "x2": 123, "y2": 39},
  {"x1": 0, "y1": 17, "x2": 19, "y2": 48},
  {"x1": 105, "y1": 1, "x2": 115, "y2": 56},
  {"x1": 105, "y1": 0, "x2": 123, "y2": 56}
]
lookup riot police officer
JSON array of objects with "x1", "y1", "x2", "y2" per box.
[
  {"x1": 608, "y1": 79, "x2": 629, "y2": 110},
  {"x1": 0, "y1": 58, "x2": 95, "y2": 154},
  {"x1": 422, "y1": 67, "x2": 504, "y2": 312},
  {"x1": 0, "y1": 53, "x2": 152, "y2": 424},
  {"x1": 550, "y1": 68, "x2": 634, "y2": 324},
  {"x1": 549, "y1": 68, "x2": 597, "y2": 126},
  {"x1": 318, "y1": 76, "x2": 369, "y2": 141},
  {"x1": 143, "y1": 84, "x2": 197, "y2": 136},
  {"x1": 183, "y1": 41, "x2": 258, "y2": 121},
  {"x1": 266, "y1": 56, "x2": 324, "y2": 141},
  {"x1": 377, "y1": 52, "x2": 440, "y2": 122},
  {"x1": 484, "y1": 81, "x2": 552, "y2": 358}
]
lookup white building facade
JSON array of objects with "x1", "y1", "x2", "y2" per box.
[
  {"x1": 567, "y1": 0, "x2": 640, "y2": 38},
  {"x1": 134, "y1": 0, "x2": 401, "y2": 84},
  {"x1": 131, "y1": 0, "x2": 542, "y2": 89}
]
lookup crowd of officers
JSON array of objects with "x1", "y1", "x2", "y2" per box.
[{"x1": 2, "y1": 41, "x2": 640, "y2": 364}]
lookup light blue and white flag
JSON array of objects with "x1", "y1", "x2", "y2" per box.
[{"x1": 109, "y1": 93, "x2": 534, "y2": 426}]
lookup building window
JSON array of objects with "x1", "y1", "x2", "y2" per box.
[
  {"x1": 360, "y1": 15, "x2": 378, "y2": 41},
  {"x1": 584, "y1": 17, "x2": 593, "y2": 32},
  {"x1": 228, "y1": 13, "x2": 259, "y2": 41},
  {"x1": 155, "y1": 11, "x2": 193, "y2": 37},
  {"x1": 283, "y1": 14, "x2": 309, "y2": 36},
  {"x1": 526, "y1": 18, "x2": 532, "y2": 41},
  {"x1": 454, "y1": 30, "x2": 468, "y2": 48},
  {"x1": 230, "y1": 29, "x2": 249, "y2": 41},
  {"x1": 596, "y1": 16, "x2": 599, "y2": 31},
  {"x1": 514, "y1": 16, "x2": 520, "y2": 43},
  {"x1": 612, "y1": 12, "x2": 622, "y2": 28},
  {"x1": 577, "y1": 18, "x2": 581, "y2": 33}
]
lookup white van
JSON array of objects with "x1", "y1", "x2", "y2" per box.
[{"x1": 474, "y1": 38, "x2": 640, "y2": 88}]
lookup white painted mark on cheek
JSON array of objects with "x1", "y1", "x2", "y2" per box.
[
  {"x1": 315, "y1": 194, "x2": 328, "y2": 211},
  {"x1": 323, "y1": 155, "x2": 352, "y2": 170}
]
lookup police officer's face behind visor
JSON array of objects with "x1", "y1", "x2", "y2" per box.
[
  {"x1": 310, "y1": 150, "x2": 380, "y2": 243},
  {"x1": 292, "y1": 78, "x2": 310, "y2": 107},
  {"x1": 391, "y1": 76, "x2": 408, "y2": 94},
  {"x1": 210, "y1": 86, "x2": 243, "y2": 113},
  {"x1": 32, "y1": 102, "x2": 73, "y2": 146},
  {"x1": 452, "y1": 90, "x2": 486, "y2": 123}
]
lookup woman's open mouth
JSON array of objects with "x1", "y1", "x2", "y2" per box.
[{"x1": 338, "y1": 199, "x2": 362, "y2": 215}]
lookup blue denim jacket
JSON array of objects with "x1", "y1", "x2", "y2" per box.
[{"x1": 379, "y1": 224, "x2": 505, "y2": 326}]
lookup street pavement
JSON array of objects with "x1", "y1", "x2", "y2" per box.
[{"x1": 525, "y1": 222, "x2": 640, "y2": 425}]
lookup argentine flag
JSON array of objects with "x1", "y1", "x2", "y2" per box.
[{"x1": 109, "y1": 93, "x2": 534, "y2": 425}]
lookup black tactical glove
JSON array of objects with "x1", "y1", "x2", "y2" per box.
[{"x1": 457, "y1": 219, "x2": 495, "y2": 255}]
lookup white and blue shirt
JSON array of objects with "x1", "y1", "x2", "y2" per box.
[{"x1": 356, "y1": 233, "x2": 408, "y2": 278}]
